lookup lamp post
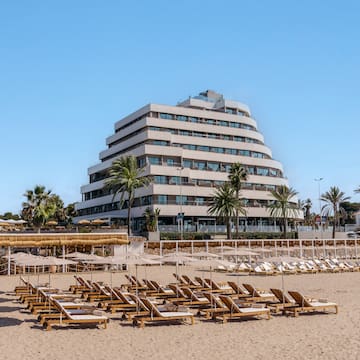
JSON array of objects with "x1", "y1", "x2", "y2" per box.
[
  {"x1": 177, "y1": 166, "x2": 184, "y2": 240},
  {"x1": 314, "y1": 177, "x2": 324, "y2": 257}
]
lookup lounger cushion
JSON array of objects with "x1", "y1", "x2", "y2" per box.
[{"x1": 158, "y1": 312, "x2": 193, "y2": 318}]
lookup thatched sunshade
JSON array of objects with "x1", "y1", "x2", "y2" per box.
[
  {"x1": 92, "y1": 219, "x2": 108, "y2": 225},
  {"x1": 0, "y1": 232, "x2": 129, "y2": 247},
  {"x1": 46, "y1": 220, "x2": 58, "y2": 226},
  {"x1": 78, "y1": 219, "x2": 91, "y2": 225}
]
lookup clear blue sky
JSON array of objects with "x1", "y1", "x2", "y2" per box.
[{"x1": 1, "y1": 0, "x2": 360, "y2": 215}]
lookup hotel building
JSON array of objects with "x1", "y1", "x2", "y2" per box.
[{"x1": 74, "y1": 90, "x2": 300, "y2": 231}]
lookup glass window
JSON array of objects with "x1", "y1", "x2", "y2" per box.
[
  {"x1": 183, "y1": 159, "x2": 192, "y2": 168},
  {"x1": 196, "y1": 197, "x2": 205, "y2": 205},
  {"x1": 160, "y1": 113, "x2": 173, "y2": 120},
  {"x1": 148, "y1": 156, "x2": 161, "y2": 165},
  {"x1": 169, "y1": 176, "x2": 181, "y2": 185},
  {"x1": 152, "y1": 140, "x2": 168, "y2": 146},
  {"x1": 166, "y1": 158, "x2": 175, "y2": 166},
  {"x1": 179, "y1": 130, "x2": 190, "y2": 136},
  {"x1": 176, "y1": 195, "x2": 187, "y2": 205},
  {"x1": 176, "y1": 115, "x2": 188, "y2": 121},
  {"x1": 193, "y1": 132, "x2": 204, "y2": 137},
  {"x1": 208, "y1": 162, "x2": 219, "y2": 171},
  {"x1": 194, "y1": 161, "x2": 206, "y2": 170},
  {"x1": 157, "y1": 195, "x2": 167, "y2": 204},
  {"x1": 219, "y1": 120, "x2": 228, "y2": 127},
  {"x1": 239, "y1": 150, "x2": 250, "y2": 156},
  {"x1": 256, "y1": 168, "x2": 269, "y2": 176},
  {"x1": 198, "y1": 145, "x2": 210, "y2": 152},
  {"x1": 189, "y1": 117, "x2": 198, "y2": 123},
  {"x1": 154, "y1": 175, "x2": 167, "y2": 184},
  {"x1": 206, "y1": 119, "x2": 215, "y2": 125},
  {"x1": 208, "y1": 133, "x2": 217, "y2": 139}
]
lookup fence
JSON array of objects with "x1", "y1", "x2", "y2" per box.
[{"x1": 152, "y1": 237, "x2": 360, "y2": 260}]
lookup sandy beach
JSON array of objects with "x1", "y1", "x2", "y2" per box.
[{"x1": 0, "y1": 267, "x2": 359, "y2": 360}]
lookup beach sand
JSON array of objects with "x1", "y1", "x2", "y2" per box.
[{"x1": 0, "y1": 266, "x2": 359, "y2": 360}]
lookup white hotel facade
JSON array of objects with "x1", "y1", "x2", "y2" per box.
[{"x1": 75, "y1": 90, "x2": 301, "y2": 231}]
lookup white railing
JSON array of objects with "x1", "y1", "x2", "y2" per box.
[{"x1": 153, "y1": 237, "x2": 360, "y2": 260}]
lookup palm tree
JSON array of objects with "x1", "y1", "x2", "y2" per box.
[
  {"x1": 228, "y1": 163, "x2": 247, "y2": 238},
  {"x1": 208, "y1": 183, "x2": 245, "y2": 239},
  {"x1": 355, "y1": 186, "x2": 360, "y2": 194},
  {"x1": 300, "y1": 198, "x2": 312, "y2": 225},
  {"x1": 268, "y1": 185, "x2": 299, "y2": 239},
  {"x1": 105, "y1": 155, "x2": 150, "y2": 235},
  {"x1": 22, "y1": 185, "x2": 56, "y2": 231},
  {"x1": 321, "y1": 186, "x2": 350, "y2": 238}
]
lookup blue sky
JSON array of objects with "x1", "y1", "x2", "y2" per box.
[{"x1": 1, "y1": 0, "x2": 359, "y2": 214}]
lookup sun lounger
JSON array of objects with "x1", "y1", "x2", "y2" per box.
[
  {"x1": 214, "y1": 295, "x2": 271, "y2": 323},
  {"x1": 242, "y1": 284, "x2": 275, "y2": 300},
  {"x1": 284, "y1": 291, "x2": 338, "y2": 317},
  {"x1": 131, "y1": 297, "x2": 194, "y2": 328},
  {"x1": 265, "y1": 288, "x2": 296, "y2": 313},
  {"x1": 43, "y1": 298, "x2": 108, "y2": 330}
]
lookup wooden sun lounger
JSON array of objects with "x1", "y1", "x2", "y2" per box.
[
  {"x1": 264, "y1": 288, "x2": 296, "y2": 313},
  {"x1": 43, "y1": 298, "x2": 108, "y2": 331},
  {"x1": 284, "y1": 291, "x2": 338, "y2": 317},
  {"x1": 215, "y1": 295, "x2": 271, "y2": 323},
  {"x1": 242, "y1": 284, "x2": 275, "y2": 301},
  {"x1": 131, "y1": 297, "x2": 194, "y2": 328}
]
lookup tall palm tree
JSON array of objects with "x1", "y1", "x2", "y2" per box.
[
  {"x1": 228, "y1": 163, "x2": 247, "y2": 238},
  {"x1": 321, "y1": 186, "x2": 350, "y2": 238},
  {"x1": 300, "y1": 198, "x2": 312, "y2": 225},
  {"x1": 22, "y1": 185, "x2": 55, "y2": 231},
  {"x1": 105, "y1": 155, "x2": 150, "y2": 235},
  {"x1": 355, "y1": 186, "x2": 360, "y2": 194},
  {"x1": 268, "y1": 185, "x2": 299, "y2": 239},
  {"x1": 208, "y1": 183, "x2": 245, "y2": 239}
]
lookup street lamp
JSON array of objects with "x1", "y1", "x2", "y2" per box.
[
  {"x1": 177, "y1": 166, "x2": 184, "y2": 240},
  {"x1": 314, "y1": 177, "x2": 324, "y2": 256}
]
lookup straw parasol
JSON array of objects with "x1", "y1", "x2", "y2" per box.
[
  {"x1": 46, "y1": 220, "x2": 58, "y2": 226},
  {"x1": 78, "y1": 219, "x2": 91, "y2": 225},
  {"x1": 91, "y1": 219, "x2": 107, "y2": 225}
]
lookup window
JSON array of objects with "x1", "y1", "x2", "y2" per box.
[
  {"x1": 189, "y1": 117, "x2": 198, "y2": 123},
  {"x1": 256, "y1": 168, "x2": 269, "y2": 176},
  {"x1": 239, "y1": 150, "x2": 250, "y2": 156},
  {"x1": 208, "y1": 162, "x2": 219, "y2": 171},
  {"x1": 157, "y1": 195, "x2": 167, "y2": 204},
  {"x1": 137, "y1": 157, "x2": 146, "y2": 168},
  {"x1": 196, "y1": 197, "x2": 205, "y2": 205},
  {"x1": 154, "y1": 175, "x2": 167, "y2": 184},
  {"x1": 183, "y1": 159, "x2": 192, "y2": 168},
  {"x1": 206, "y1": 118, "x2": 215, "y2": 125},
  {"x1": 176, "y1": 115, "x2": 188, "y2": 121},
  {"x1": 179, "y1": 130, "x2": 190, "y2": 136},
  {"x1": 160, "y1": 113, "x2": 173, "y2": 120},
  {"x1": 194, "y1": 161, "x2": 206, "y2": 170},
  {"x1": 152, "y1": 140, "x2": 168, "y2": 146},
  {"x1": 198, "y1": 145, "x2": 210, "y2": 152},
  {"x1": 148, "y1": 156, "x2": 161, "y2": 165},
  {"x1": 166, "y1": 158, "x2": 175, "y2": 166},
  {"x1": 183, "y1": 144, "x2": 196, "y2": 151},
  {"x1": 169, "y1": 176, "x2": 181, "y2": 185},
  {"x1": 176, "y1": 195, "x2": 187, "y2": 205}
]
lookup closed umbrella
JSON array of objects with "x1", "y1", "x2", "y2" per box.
[
  {"x1": 187, "y1": 258, "x2": 236, "y2": 283},
  {"x1": 262, "y1": 255, "x2": 304, "y2": 302}
]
